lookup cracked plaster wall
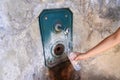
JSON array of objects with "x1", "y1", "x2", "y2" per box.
[{"x1": 0, "y1": 0, "x2": 120, "y2": 80}]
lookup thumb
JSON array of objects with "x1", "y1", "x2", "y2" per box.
[
  {"x1": 74, "y1": 56, "x2": 81, "y2": 61},
  {"x1": 74, "y1": 55, "x2": 87, "y2": 60}
]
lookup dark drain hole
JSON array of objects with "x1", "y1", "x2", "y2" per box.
[
  {"x1": 57, "y1": 47, "x2": 61, "y2": 51},
  {"x1": 54, "y1": 44, "x2": 65, "y2": 56}
]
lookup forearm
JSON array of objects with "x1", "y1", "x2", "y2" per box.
[
  {"x1": 86, "y1": 28, "x2": 120, "y2": 57},
  {"x1": 73, "y1": 28, "x2": 120, "y2": 60}
]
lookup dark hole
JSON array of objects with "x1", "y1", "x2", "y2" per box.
[
  {"x1": 54, "y1": 44, "x2": 65, "y2": 56},
  {"x1": 57, "y1": 47, "x2": 61, "y2": 51}
]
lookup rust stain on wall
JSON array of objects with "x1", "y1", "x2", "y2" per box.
[{"x1": 48, "y1": 60, "x2": 81, "y2": 80}]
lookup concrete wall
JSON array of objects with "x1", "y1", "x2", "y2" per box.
[{"x1": 0, "y1": 0, "x2": 120, "y2": 80}]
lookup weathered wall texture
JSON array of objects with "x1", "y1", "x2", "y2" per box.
[{"x1": 0, "y1": 0, "x2": 120, "y2": 80}]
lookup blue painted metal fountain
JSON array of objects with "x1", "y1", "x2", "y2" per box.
[{"x1": 39, "y1": 8, "x2": 73, "y2": 68}]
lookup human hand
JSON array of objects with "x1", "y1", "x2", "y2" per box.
[
  {"x1": 69, "y1": 52, "x2": 89, "y2": 61},
  {"x1": 68, "y1": 52, "x2": 82, "y2": 71}
]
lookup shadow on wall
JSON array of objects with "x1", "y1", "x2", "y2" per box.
[
  {"x1": 98, "y1": 0, "x2": 120, "y2": 21},
  {"x1": 99, "y1": 6, "x2": 120, "y2": 21}
]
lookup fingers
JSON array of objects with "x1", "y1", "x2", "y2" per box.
[
  {"x1": 74, "y1": 53, "x2": 88, "y2": 61},
  {"x1": 69, "y1": 52, "x2": 89, "y2": 61},
  {"x1": 69, "y1": 52, "x2": 78, "y2": 60},
  {"x1": 74, "y1": 56, "x2": 83, "y2": 61},
  {"x1": 74, "y1": 57, "x2": 80, "y2": 61}
]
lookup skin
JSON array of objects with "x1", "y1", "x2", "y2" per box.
[{"x1": 72, "y1": 27, "x2": 120, "y2": 61}]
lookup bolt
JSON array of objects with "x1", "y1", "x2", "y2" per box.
[
  {"x1": 65, "y1": 14, "x2": 68, "y2": 18},
  {"x1": 45, "y1": 16, "x2": 48, "y2": 20}
]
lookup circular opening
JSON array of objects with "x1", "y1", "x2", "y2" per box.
[
  {"x1": 57, "y1": 47, "x2": 61, "y2": 51},
  {"x1": 54, "y1": 44, "x2": 65, "y2": 56}
]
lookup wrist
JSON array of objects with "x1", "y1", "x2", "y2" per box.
[{"x1": 83, "y1": 52, "x2": 91, "y2": 59}]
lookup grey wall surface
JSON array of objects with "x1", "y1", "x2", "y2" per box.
[{"x1": 0, "y1": 0, "x2": 120, "y2": 80}]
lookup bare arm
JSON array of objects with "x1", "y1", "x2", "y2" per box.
[{"x1": 74, "y1": 27, "x2": 120, "y2": 60}]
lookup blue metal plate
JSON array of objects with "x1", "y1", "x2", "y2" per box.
[{"x1": 39, "y1": 8, "x2": 73, "y2": 67}]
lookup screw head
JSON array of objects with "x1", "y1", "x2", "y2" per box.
[{"x1": 45, "y1": 16, "x2": 48, "y2": 20}]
